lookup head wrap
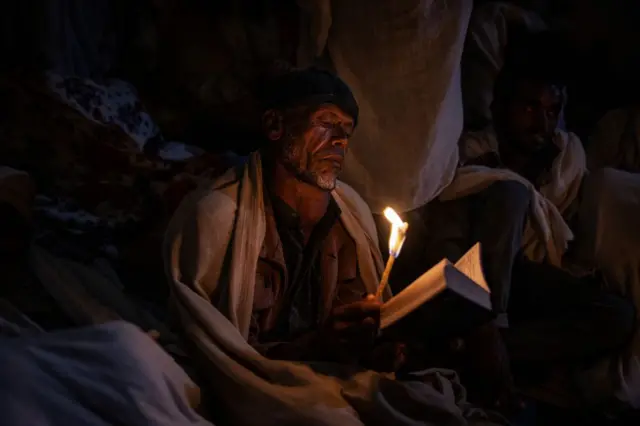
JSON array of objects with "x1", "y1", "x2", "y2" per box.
[{"x1": 261, "y1": 68, "x2": 359, "y2": 126}]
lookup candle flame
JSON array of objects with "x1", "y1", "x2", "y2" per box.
[
  {"x1": 383, "y1": 207, "x2": 408, "y2": 258},
  {"x1": 383, "y1": 207, "x2": 403, "y2": 227}
]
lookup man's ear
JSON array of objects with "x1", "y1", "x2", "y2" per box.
[{"x1": 262, "y1": 110, "x2": 284, "y2": 141}]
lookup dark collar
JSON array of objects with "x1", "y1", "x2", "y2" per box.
[{"x1": 268, "y1": 192, "x2": 341, "y2": 231}]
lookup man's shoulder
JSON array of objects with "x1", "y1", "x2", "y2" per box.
[
  {"x1": 459, "y1": 128, "x2": 500, "y2": 166},
  {"x1": 334, "y1": 180, "x2": 379, "y2": 244},
  {"x1": 172, "y1": 166, "x2": 243, "y2": 227},
  {"x1": 554, "y1": 129, "x2": 581, "y2": 147},
  {"x1": 334, "y1": 181, "x2": 370, "y2": 214},
  {"x1": 460, "y1": 128, "x2": 496, "y2": 142}
]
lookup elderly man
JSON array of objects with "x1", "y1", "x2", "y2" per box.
[
  {"x1": 164, "y1": 68, "x2": 521, "y2": 425},
  {"x1": 166, "y1": 68, "x2": 397, "y2": 367}
]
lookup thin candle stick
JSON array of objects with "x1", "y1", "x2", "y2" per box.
[{"x1": 375, "y1": 255, "x2": 396, "y2": 301}]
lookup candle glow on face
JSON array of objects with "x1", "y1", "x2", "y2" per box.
[{"x1": 383, "y1": 207, "x2": 408, "y2": 258}]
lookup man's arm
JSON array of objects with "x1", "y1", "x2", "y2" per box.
[
  {"x1": 165, "y1": 188, "x2": 236, "y2": 302},
  {"x1": 248, "y1": 327, "x2": 330, "y2": 362},
  {"x1": 248, "y1": 301, "x2": 381, "y2": 365}
]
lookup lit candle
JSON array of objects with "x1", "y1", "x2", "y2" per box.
[{"x1": 375, "y1": 207, "x2": 409, "y2": 301}]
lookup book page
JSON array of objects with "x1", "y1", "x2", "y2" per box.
[{"x1": 454, "y1": 243, "x2": 490, "y2": 293}]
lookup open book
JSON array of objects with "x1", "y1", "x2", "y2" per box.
[{"x1": 380, "y1": 243, "x2": 492, "y2": 336}]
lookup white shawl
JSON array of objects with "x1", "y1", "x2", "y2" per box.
[
  {"x1": 322, "y1": 0, "x2": 473, "y2": 213},
  {"x1": 440, "y1": 129, "x2": 587, "y2": 266},
  {"x1": 164, "y1": 152, "x2": 506, "y2": 426}
]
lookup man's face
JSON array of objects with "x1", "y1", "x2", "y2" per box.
[
  {"x1": 271, "y1": 104, "x2": 354, "y2": 191},
  {"x1": 502, "y1": 80, "x2": 563, "y2": 154}
]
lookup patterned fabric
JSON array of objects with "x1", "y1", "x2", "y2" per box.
[
  {"x1": 0, "y1": 72, "x2": 228, "y2": 262},
  {"x1": 46, "y1": 73, "x2": 161, "y2": 151}
]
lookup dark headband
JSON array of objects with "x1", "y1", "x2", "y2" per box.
[{"x1": 261, "y1": 68, "x2": 359, "y2": 126}]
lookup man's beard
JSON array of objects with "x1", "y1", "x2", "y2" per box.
[
  {"x1": 281, "y1": 144, "x2": 338, "y2": 191},
  {"x1": 518, "y1": 133, "x2": 553, "y2": 154}
]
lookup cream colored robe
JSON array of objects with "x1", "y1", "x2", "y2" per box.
[
  {"x1": 164, "y1": 152, "x2": 507, "y2": 426},
  {"x1": 441, "y1": 128, "x2": 586, "y2": 266}
]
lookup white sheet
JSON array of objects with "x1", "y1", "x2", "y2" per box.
[
  {"x1": 321, "y1": 0, "x2": 473, "y2": 213},
  {"x1": 0, "y1": 321, "x2": 211, "y2": 426}
]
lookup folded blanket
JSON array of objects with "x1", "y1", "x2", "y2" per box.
[
  {"x1": 164, "y1": 152, "x2": 507, "y2": 425},
  {"x1": 0, "y1": 321, "x2": 211, "y2": 426},
  {"x1": 441, "y1": 128, "x2": 586, "y2": 266}
]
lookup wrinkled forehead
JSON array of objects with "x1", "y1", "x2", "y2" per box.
[{"x1": 310, "y1": 104, "x2": 355, "y2": 124}]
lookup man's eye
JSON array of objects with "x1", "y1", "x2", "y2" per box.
[{"x1": 313, "y1": 120, "x2": 333, "y2": 129}]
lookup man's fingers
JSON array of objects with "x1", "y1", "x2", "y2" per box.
[
  {"x1": 333, "y1": 318, "x2": 379, "y2": 338},
  {"x1": 332, "y1": 301, "x2": 381, "y2": 320}
]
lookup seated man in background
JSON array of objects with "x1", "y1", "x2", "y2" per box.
[
  {"x1": 461, "y1": 0, "x2": 549, "y2": 130},
  {"x1": 396, "y1": 59, "x2": 636, "y2": 408}
]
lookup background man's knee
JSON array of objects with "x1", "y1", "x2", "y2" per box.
[{"x1": 482, "y1": 180, "x2": 531, "y2": 218}]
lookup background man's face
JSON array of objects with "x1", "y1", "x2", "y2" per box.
[
  {"x1": 279, "y1": 104, "x2": 354, "y2": 191},
  {"x1": 503, "y1": 80, "x2": 563, "y2": 154}
]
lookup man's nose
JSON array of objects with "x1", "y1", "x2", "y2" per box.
[
  {"x1": 331, "y1": 127, "x2": 349, "y2": 147},
  {"x1": 331, "y1": 137, "x2": 348, "y2": 148}
]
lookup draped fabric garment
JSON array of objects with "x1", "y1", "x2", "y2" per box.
[
  {"x1": 442, "y1": 128, "x2": 586, "y2": 266},
  {"x1": 164, "y1": 152, "x2": 507, "y2": 426},
  {"x1": 300, "y1": 0, "x2": 474, "y2": 213}
]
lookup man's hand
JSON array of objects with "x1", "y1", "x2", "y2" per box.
[{"x1": 319, "y1": 295, "x2": 381, "y2": 362}]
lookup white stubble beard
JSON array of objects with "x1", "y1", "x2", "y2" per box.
[{"x1": 281, "y1": 142, "x2": 338, "y2": 192}]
